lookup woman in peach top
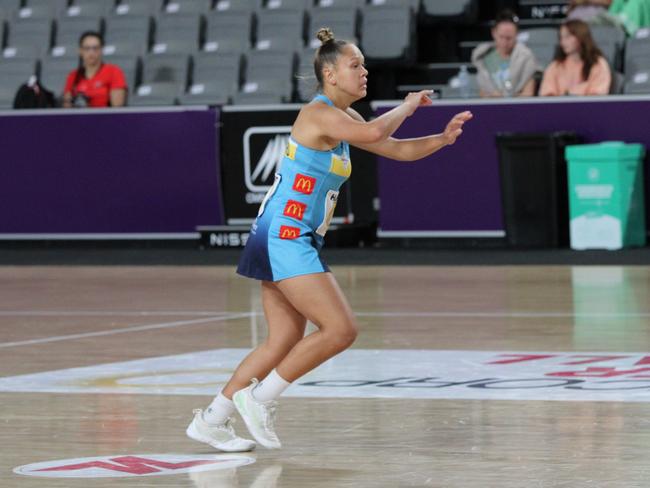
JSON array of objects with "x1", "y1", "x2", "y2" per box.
[{"x1": 540, "y1": 20, "x2": 611, "y2": 96}]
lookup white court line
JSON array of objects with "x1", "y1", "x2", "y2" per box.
[
  {"x1": 0, "y1": 313, "x2": 252, "y2": 349},
  {"x1": 1, "y1": 310, "x2": 646, "y2": 349},
  {"x1": 355, "y1": 311, "x2": 650, "y2": 318},
  {"x1": 2, "y1": 310, "x2": 650, "y2": 318},
  {"x1": 0, "y1": 311, "x2": 233, "y2": 317}
]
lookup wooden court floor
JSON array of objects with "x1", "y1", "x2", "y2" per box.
[{"x1": 2, "y1": 265, "x2": 650, "y2": 487}]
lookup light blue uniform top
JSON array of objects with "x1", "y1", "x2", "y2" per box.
[{"x1": 237, "y1": 94, "x2": 352, "y2": 282}]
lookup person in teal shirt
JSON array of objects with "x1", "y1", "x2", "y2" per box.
[
  {"x1": 609, "y1": 0, "x2": 650, "y2": 35},
  {"x1": 569, "y1": 0, "x2": 650, "y2": 35}
]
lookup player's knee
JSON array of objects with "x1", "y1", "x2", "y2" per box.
[
  {"x1": 339, "y1": 325, "x2": 358, "y2": 349},
  {"x1": 327, "y1": 320, "x2": 358, "y2": 352}
]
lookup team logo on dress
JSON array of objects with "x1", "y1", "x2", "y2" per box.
[
  {"x1": 13, "y1": 454, "x2": 255, "y2": 478},
  {"x1": 279, "y1": 225, "x2": 300, "y2": 240},
  {"x1": 283, "y1": 200, "x2": 307, "y2": 220},
  {"x1": 330, "y1": 152, "x2": 352, "y2": 178},
  {"x1": 292, "y1": 174, "x2": 316, "y2": 195},
  {"x1": 285, "y1": 140, "x2": 297, "y2": 160}
]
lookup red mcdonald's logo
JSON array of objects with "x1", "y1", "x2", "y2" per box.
[
  {"x1": 292, "y1": 173, "x2": 316, "y2": 195},
  {"x1": 279, "y1": 225, "x2": 300, "y2": 240},
  {"x1": 283, "y1": 200, "x2": 307, "y2": 220}
]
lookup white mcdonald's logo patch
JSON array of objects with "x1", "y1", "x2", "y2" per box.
[{"x1": 13, "y1": 454, "x2": 255, "y2": 478}]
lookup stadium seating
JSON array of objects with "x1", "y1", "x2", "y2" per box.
[
  {"x1": 67, "y1": 1, "x2": 114, "y2": 16},
  {"x1": 15, "y1": 3, "x2": 57, "y2": 19},
  {"x1": 308, "y1": 6, "x2": 358, "y2": 46},
  {"x1": 204, "y1": 9, "x2": 252, "y2": 52},
  {"x1": 155, "y1": 12, "x2": 203, "y2": 49},
  {"x1": 162, "y1": 0, "x2": 212, "y2": 15},
  {"x1": 130, "y1": 80, "x2": 180, "y2": 105},
  {"x1": 213, "y1": 0, "x2": 262, "y2": 12},
  {"x1": 625, "y1": 35, "x2": 650, "y2": 72},
  {"x1": 361, "y1": 3, "x2": 415, "y2": 62},
  {"x1": 0, "y1": 0, "x2": 21, "y2": 13},
  {"x1": 39, "y1": 56, "x2": 75, "y2": 95},
  {"x1": 179, "y1": 79, "x2": 235, "y2": 105},
  {"x1": 256, "y1": 8, "x2": 306, "y2": 48},
  {"x1": 232, "y1": 79, "x2": 288, "y2": 104},
  {"x1": 3, "y1": 42, "x2": 41, "y2": 60},
  {"x1": 422, "y1": 0, "x2": 479, "y2": 22},
  {"x1": 193, "y1": 50, "x2": 242, "y2": 90},
  {"x1": 26, "y1": 0, "x2": 69, "y2": 16},
  {"x1": 103, "y1": 52, "x2": 139, "y2": 89},
  {"x1": 265, "y1": 0, "x2": 312, "y2": 10},
  {"x1": 55, "y1": 15, "x2": 103, "y2": 47},
  {"x1": 2, "y1": 0, "x2": 650, "y2": 107},
  {"x1": 114, "y1": 0, "x2": 163, "y2": 16},
  {"x1": 296, "y1": 45, "x2": 316, "y2": 102},
  {"x1": 104, "y1": 14, "x2": 152, "y2": 50},
  {"x1": 7, "y1": 17, "x2": 54, "y2": 55},
  {"x1": 316, "y1": 0, "x2": 365, "y2": 8},
  {"x1": 0, "y1": 56, "x2": 37, "y2": 106},
  {"x1": 141, "y1": 51, "x2": 189, "y2": 85},
  {"x1": 49, "y1": 42, "x2": 79, "y2": 59},
  {"x1": 625, "y1": 54, "x2": 650, "y2": 93},
  {"x1": 370, "y1": 0, "x2": 420, "y2": 12}
]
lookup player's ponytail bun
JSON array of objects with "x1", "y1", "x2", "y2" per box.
[{"x1": 317, "y1": 27, "x2": 335, "y2": 45}]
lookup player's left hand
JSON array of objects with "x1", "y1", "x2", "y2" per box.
[{"x1": 443, "y1": 111, "x2": 473, "y2": 146}]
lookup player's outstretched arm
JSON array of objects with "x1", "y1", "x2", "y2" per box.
[
  {"x1": 348, "y1": 109, "x2": 473, "y2": 162},
  {"x1": 307, "y1": 90, "x2": 433, "y2": 145}
]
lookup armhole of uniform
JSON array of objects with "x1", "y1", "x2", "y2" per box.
[{"x1": 257, "y1": 173, "x2": 282, "y2": 218}]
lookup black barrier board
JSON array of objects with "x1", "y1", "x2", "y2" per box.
[{"x1": 197, "y1": 226, "x2": 250, "y2": 248}]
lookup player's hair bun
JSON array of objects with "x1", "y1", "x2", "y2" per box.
[{"x1": 316, "y1": 27, "x2": 335, "y2": 45}]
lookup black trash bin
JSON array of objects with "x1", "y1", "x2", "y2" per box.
[{"x1": 496, "y1": 132, "x2": 582, "y2": 248}]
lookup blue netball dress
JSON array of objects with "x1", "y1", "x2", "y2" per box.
[{"x1": 237, "y1": 94, "x2": 352, "y2": 282}]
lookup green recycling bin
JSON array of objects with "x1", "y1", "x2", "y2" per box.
[{"x1": 565, "y1": 142, "x2": 646, "y2": 250}]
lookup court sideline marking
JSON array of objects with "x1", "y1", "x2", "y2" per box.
[
  {"x1": 2, "y1": 309, "x2": 649, "y2": 349},
  {"x1": 0, "y1": 313, "x2": 252, "y2": 349},
  {"x1": 1, "y1": 310, "x2": 650, "y2": 318},
  {"x1": 0, "y1": 311, "x2": 233, "y2": 317}
]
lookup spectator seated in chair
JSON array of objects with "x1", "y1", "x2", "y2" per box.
[{"x1": 62, "y1": 31, "x2": 127, "y2": 108}]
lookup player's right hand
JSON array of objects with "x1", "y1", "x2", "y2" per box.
[{"x1": 403, "y1": 90, "x2": 433, "y2": 115}]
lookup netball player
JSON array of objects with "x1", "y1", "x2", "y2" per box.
[{"x1": 187, "y1": 28, "x2": 472, "y2": 451}]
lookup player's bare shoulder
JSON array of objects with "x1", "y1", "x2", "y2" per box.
[
  {"x1": 296, "y1": 99, "x2": 337, "y2": 129},
  {"x1": 303, "y1": 99, "x2": 334, "y2": 117}
]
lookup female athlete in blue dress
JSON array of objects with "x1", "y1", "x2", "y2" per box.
[{"x1": 186, "y1": 27, "x2": 473, "y2": 451}]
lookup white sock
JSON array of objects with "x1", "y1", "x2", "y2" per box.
[
  {"x1": 252, "y1": 369, "x2": 291, "y2": 402},
  {"x1": 203, "y1": 392, "x2": 235, "y2": 425}
]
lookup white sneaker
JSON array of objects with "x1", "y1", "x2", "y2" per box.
[
  {"x1": 233, "y1": 379, "x2": 282, "y2": 449},
  {"x1": 186, "y1": 409, "x2": 256, "y2": 452}
]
